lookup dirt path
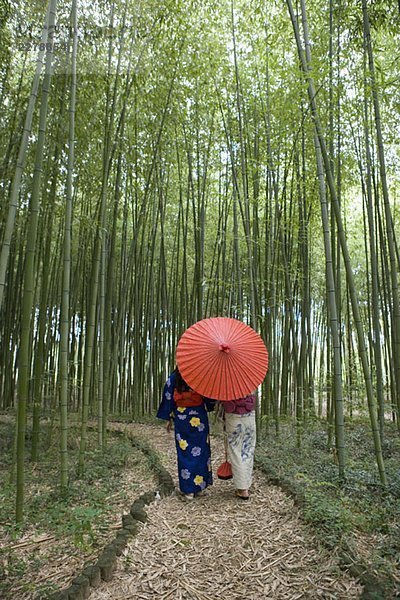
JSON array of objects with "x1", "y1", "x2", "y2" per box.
[{"x1": 91, "y1": 422, "x2": 362, "y2": 599}]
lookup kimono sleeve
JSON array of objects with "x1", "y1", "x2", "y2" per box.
[{"x1": 156, "y1": 371, "x2": 176, "y2": 420}]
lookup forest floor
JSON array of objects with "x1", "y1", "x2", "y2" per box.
[
  {"x1": 1, "y1": 415, "x2": 399, "y2": 599},
  {"x1": 255, "y1": 419, "x2": 400, "y2": 599},
  {"x1": 90, "y1": 421, "x2": 362, "y2": 600},
  {"x1": 0, "y1": 416, "x2": 158, "y2": 599}
]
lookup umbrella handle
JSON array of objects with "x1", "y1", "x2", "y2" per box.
[{"x1": 223, "y1": 416, "x2": 229, "y2": 462}]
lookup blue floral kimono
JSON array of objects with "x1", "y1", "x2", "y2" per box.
[{"x1": 157, "y1": 371, "x2": 214, "y2": 494}]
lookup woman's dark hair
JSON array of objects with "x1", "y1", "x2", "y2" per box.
[{"x1": 175, "y1": 367, "x2": 190, "y2": 393}]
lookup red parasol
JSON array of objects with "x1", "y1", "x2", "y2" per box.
[{"x1": 176, "y1": 317, "x2": 268, "y2": 401}]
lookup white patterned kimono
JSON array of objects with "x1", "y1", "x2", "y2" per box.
[{"x1": 225, "y1": 411, "x2": 256, "y2": 489}]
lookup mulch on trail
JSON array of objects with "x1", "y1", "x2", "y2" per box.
[{"x1": 92, "y1": 423, "x2": 362, "y2": 599}]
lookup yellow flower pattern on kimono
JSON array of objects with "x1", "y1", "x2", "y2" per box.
[
  {"x1": 158, "y1": 373, "x2": 212, "y2": 496},
  {"x1": 179, "y1": 439, "x2": 188, "y2": 450}
]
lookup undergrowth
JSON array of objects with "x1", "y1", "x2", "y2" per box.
[
  {"x1": 0, "y1": 419, "x2": 149, "y2": 598},
  {"x1": 256, "y1": 418, "x2": 400, "y2": 597}
]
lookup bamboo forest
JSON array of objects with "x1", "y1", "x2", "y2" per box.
[{"x1": 1, "y1": 0, "x2": 400, "y2": 598}]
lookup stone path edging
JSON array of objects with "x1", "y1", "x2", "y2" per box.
[
  {"x1": 43, "y1": 422, "x2": 385, "y2": 599},
  {"x1": 254, "y1": 458, "x2": 390, "y2": 599},
  {"x1": 44, "y1": 428, "x2": 175, "y2": 600}
]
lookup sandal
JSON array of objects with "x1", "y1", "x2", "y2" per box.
[
  {"x1": 181, "y1": 493, "x2": 195, "y2": 501},
  {"x1": 235, "y1": 490, "x2": 249, "y2": 500},
  {"x1": 175, "y1": 489, "x2": 195, "y2": 501}
]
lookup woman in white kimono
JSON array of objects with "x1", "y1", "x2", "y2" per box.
[{"x1": 223, "y1": 393, "x2": 256, "y2": 500}]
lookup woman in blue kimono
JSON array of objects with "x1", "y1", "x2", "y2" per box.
[{"x1": 157, "y1": 368, "x2": 214, "y2": 500}]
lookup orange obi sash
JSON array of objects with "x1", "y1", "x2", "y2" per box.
[{"x1": 174, "y1": 390, "x2": 203, "y2": 408}]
